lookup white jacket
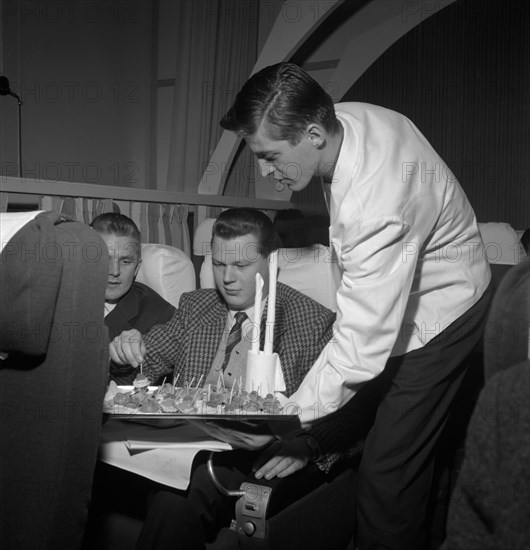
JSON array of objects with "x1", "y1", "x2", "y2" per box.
[{"x1": 285, "y1": 102, "x2": 491, "y2": 425}]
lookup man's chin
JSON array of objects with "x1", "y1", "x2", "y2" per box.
[
  {"x1": 105, "y1": 288, "x2": 126, "y2": 302},
  {"x1": 223, "y1": 296, "x2": 248, "y2": 311},
  {"x1": 285, "y1": 179, "x2": 309, "y2": 192}
]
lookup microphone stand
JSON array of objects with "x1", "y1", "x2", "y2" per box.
[
  {"x1": 14, "y1": 93, "x2": 23, "y2": 178},
  {"x1": 0, "y1": 76, "x2": 24, "y2": 177}
]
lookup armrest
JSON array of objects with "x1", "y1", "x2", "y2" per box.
[
  {"x1": 207, "y1": 452, "x2": 356, "y2": 549},
  {"x1": 234, "y1": 463, "x2": 327, "y2": 540},
  {"x1": 241, "y1": 465, "x2": 356, "y2": 550},
  {"x1": 206, "y1": 451, "x2": 326, "y2": 541}
]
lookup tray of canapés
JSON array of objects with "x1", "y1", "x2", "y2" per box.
[{"x1": 103, "y1": 373, "x2": 294, "y2": 423}]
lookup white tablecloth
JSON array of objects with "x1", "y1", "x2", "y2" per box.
[{"x1": 99, "y1": 419, "x2": 232, "y2": 490}]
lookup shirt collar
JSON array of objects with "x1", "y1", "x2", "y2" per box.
[{"x1": 227, "y1": 297, "x2": 268, "y2": 324}]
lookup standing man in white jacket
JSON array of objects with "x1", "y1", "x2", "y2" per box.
[{"x1": 220, "y1": 63, "x2": 492, "y2": 550}]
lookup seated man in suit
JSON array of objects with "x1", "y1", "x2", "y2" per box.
[
  {"x1": 441, "y1": 260, "x2": 530, "y2": 550},
  {"x1": 111, "y1": 207, "x2": 335, "y2": 395},
  {"x1": 110, "y1": 207, "x2": 338, "y2": 550},
  {"x1": 91, "y1": 212, "x2": 175, "y2": 384}
]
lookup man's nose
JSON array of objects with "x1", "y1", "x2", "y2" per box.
[
  {"x1": 109, "y1": 258, "x2": 120, "y2": 276},
  {"x1": 223, "y1": 265, "x2": 236, "y2": 283},
  {"x1": 258, "y1": 159, "x2": 275, "y2": 178}
]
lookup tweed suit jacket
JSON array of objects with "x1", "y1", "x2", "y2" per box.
[{"x1": 142, "y1": 282, "x2": 336, "y2": 396}]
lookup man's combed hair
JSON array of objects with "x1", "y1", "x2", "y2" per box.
[
  {"x1": 220, "y1": 63, "x2": 340, "y2": 144},
  {"x1": 91, "y1": 213, "x2": 142, "y2": 255},
  {"x1": 212, "y1": 208, "x2": 281, "y2": 256}
]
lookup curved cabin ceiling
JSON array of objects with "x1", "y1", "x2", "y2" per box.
[{"x1": 198, "y1": 0, "x2": 457, "y2": 200}]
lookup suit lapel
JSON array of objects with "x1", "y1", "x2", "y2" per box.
[
  {"x1": 259, "y1": 287, "x2": 288, "y2": 351},
  {"x1": 185, "y1": 294, "x2": 227, "y2": 382},
  {"x1": 105, "y1": 286, "x2": 141, "y2": 339}
]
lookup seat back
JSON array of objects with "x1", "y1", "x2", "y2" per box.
[
  {"x1": 478, "y1": 221, "x2": 525, "y2": 266},
  {"x1": 277, "y1": 245, "x2": 341, "y2": 311},
  {"x1": 0, "y1": 211, "x2": 109, "y2": 550},
  {"x1": 478, "y1": 222, "x2": 526, "y2": 292},
  {"x1": 193, "y1": 218, "x2": 217, "y2": 290},
  {"x1": 219, "y1": 464, "x2": 356, "y2": 550},
  {"x1": 136, "y1": 243, "x2": 196, "y2": 308},
  {"x1": 483, "y1": 260, "x2": 530, "y2": 380}
]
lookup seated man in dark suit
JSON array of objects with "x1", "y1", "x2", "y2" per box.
[
  {"x1": 441, "y1": 260, "x2": 530, "y2": 550},
  {"x1": 109, "y1": 207, "x2": 339, "y2": 550},
  {"x1": 91, "y1": 213, "x2": 175, "y2": 384}
]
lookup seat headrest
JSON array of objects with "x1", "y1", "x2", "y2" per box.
[
  {"x1": 277, "y1": 245, "x2": 340, "y2": 311},
  {"x1": 478, "y1": 222, "x2": 525, "y2": 265},
  {"x1": 193, "y1": 218, "x2": 216, "y2": 256},
  {"x1": 136, "y1": 243, "x2": 196, "y2": 308},
  {"x1": 484, "y1": 260, "x2": 530, "y2": 381},
  {"x1": 0, "y1": 211, "x2": 44, "y2": 253}
]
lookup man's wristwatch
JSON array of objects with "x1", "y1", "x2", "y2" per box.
[{"x1": 297, "y1": 432, "x2": 321, "y2": 462}]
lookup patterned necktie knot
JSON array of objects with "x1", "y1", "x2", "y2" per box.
[
  {"x1": 234, "y1": 311, "x2": 247, "y2": 327},
  {"x1": 221, "y1": 312, "x2": 247, "y2": 371}
]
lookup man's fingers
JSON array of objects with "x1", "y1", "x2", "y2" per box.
[
  {"x1": 109, "y1": 329, "x2": 145, "y2": 366},
  {"x1": 253, "y1": 456, "x2": 283, "y2": 479},
  {"x1": 276, "y1": 459, "x2": 304, "y2": 478},
  {"x1": 254, "y1": 455, "x2": 304, "y2": 480},
  {"x1": 137, "y1": 340, "x2": 146, "y2": 363},
  {"x1": 109, "y1": 338, "x2": 128, "y2": 365},
  {"x1": 253, "y1": 437, "x2": 312, "y2": 480},
  {"x1": 251, "y1": 440, "x2": 282, "y2": 471},
  {"x1": 109, "y1": 341, "x2": 121, "y2": 364}
]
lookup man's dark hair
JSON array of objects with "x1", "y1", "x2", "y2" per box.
[
  {"x1": 273, "y1": 208, "x2": 307, "y2": 248},
  {"x1": 220, "y1": 63, "x2": 340, "y2": 145},
  {"x1": 212, "y1": 208, "x2": 281, "y2": 256},
  {"x1": 90, "y1": 213, "x2": 141, "y2": 255}
]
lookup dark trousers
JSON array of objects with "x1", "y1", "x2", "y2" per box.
[
  {"x1": 135, "y1": 450, "x2": 257, "y2": 550},
  {"x1": 355, "y1": 285, "x2": 493, "y2": 550}
]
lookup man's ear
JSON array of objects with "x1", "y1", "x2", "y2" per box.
[
  {"x1": 306, "y1": 123, "x2": 326, "y2": 148},
  {"x1": 134, "y1": 258, "x2": 142, "y2": 278}
]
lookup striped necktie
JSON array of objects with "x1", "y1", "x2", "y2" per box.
[{"x1": 221, "y1": 312, "x2": 247, "y2": 372}]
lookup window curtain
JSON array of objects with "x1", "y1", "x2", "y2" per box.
[
  {"x1": 38, "y1": 195, "x2": 190, "y2": 255},
  {"x1": 166, "y1": 0, "x2": 259, "y2": 197}
]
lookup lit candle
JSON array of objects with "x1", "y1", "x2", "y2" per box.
[
  {"x1": 252, "y1": 273, "x2": 264, "y2": 353},
  {"x1": 264, "y1": 250, "x2": 278, "y2": 355}
]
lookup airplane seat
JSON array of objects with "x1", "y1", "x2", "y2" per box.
[
  {"x1": 136, "y1": 242, "x2": 196, "y2": 308},
  {"x1": 0, "y1": 211, "x2": 109, "y2": 550}
]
